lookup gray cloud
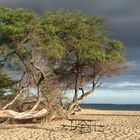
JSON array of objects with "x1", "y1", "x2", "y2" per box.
[{"x1": 1, "y1": 0, "x2": 140, "y2": 16}]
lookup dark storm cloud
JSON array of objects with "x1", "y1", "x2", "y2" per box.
[
  {"x1": 1, "y1": 0, "x2": 140, "y2": 17},
  {"x1": 0, "y1": 0, "x2": 139, "y2": 45},
  {"x1": 0, "y1": 0, "x2": 140, "y2": 90}
]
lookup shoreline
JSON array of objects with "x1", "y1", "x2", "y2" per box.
[{"x1": 77, "y1": 109, "x2": 140, "y2": 116}]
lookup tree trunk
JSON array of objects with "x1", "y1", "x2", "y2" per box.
[{"x1": 67, "y1": 87, "x2": 95, "y2": 116}]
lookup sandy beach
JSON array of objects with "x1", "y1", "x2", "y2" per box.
[{"x1": 0, "y1": 109, "x2": 140, "y2": 140}]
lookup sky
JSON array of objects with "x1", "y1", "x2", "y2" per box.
[{"x1": 0, "y1": 0, "x2": 140, "y2": 104}]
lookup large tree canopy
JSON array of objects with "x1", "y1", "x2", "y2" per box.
[{"x1": 0, "y1": 8, "x2": 127, "y2": 120}]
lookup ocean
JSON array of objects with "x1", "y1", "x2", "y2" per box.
[{"x1": 80, "y1": 104, "x2": 140, "y2": 111}]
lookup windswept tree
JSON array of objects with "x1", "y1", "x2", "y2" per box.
[
  {"x1": 42, "y1": 12, "x2": 128, "y2": 114},
  {"x1": 0, "y1": 8, "x2": 127, "y2": 120}
]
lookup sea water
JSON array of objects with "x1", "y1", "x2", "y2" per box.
[{"x1": 80, "y1": 104, "x2": 140, "y2": 111}]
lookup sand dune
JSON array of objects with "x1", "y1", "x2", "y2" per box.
[{"x1": 0, "y1": 109, "x2": 140, "y2": 140}]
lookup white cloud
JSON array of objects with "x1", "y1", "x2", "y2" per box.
[{"x1": 111, "y1": 81, "x2": 140, "y2": 88}]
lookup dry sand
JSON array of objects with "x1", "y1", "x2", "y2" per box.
[{"x1": 0, "y1": 109, "x2": 140, "y2": 140}]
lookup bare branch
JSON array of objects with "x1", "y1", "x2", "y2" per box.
[{"x1": 96, "y1": 82, "x2": 102, "y2": 87}]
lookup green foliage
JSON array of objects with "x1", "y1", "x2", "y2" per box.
[
  {"x1": 42, "y1": 11, "x2": 125, "y2": 64},
  {"x1": 0, "y1": 8, "x2": 126, "y2": 68},
  {"x1": 0, "y1": 8, "x2": 39, "y2": 45}
]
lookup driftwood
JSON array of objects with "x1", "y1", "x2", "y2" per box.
[{"x1": 0, "y1": 108, "x2": 48, "y2": 120}]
